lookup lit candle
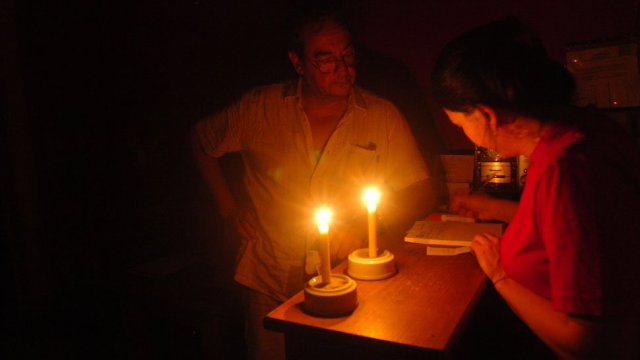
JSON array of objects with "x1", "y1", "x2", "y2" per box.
[
  {"x1": 363, "y1": 187, "x2": 381, "y2": 258},
  {"x1": 315, "y1": 207, "x2": 333, "y2": 285}
]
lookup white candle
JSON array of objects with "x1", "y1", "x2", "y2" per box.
[
  {"x1": 315, "y1": 207, "x2": 332, "y2": 285},
  {"x1": 363, "y1": 187, "x2": 381, "y2": 258}
]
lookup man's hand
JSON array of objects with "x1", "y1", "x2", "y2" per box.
[
  {"x1": 225, "y1": 208, "x2": 262, "y2": 242},
  {"x1": 330, "y1": 220, "x2": 367, "y2": 262}
]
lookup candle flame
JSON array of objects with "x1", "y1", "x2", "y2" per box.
[
  {"x1": 315, "y1": 207, "x2": 332, "y2": 234},
  {"x1": 363, "y1": 187, "x2": 381, "y2": 212}
]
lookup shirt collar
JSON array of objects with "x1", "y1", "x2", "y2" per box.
[{"x1": 283, "y1": 77, "x2": 367, "y2": 110}]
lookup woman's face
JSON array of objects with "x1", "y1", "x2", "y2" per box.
[{"x1": 444, "y1": 108, "x2": 495, "y2": 149}]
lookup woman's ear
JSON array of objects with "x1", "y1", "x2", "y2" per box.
[
  {"x1": 476, "y1": 104, "x2": 499, "y2": 133},
  {"x1": 288, "y1": 51, "x2": 304, "y2": 76}
]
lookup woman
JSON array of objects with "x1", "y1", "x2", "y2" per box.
[{"x1": 431, "y1": 18, "x2": 640, "y2": 358}]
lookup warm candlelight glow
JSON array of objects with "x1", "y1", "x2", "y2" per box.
[
  {"x1": 315, "y1": 207, "x2": 332, "y2": 234},
  {"x1": 363, "y1": 187, "x2": 381, "y2": 212},
  {"x1": 315, "y1": 207, "x2": 333, "y2": 285},
  {"x1": 363, "y1": 187, "x2": 381, "y2": 258}
]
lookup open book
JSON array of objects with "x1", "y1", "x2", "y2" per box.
[{"x1": 404, "y1": 218, "x2": 504, "y2": 247}]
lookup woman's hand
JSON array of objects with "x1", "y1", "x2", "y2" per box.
[
  {"x1": 471, "y1": 233, "x2": 508, "y2": 285},
  {"x1": 450, "y1": 193, "x2": 518, "y2": 223}
]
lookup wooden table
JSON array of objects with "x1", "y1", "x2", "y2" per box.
[{"x1": 264, "y1": 242, "x2": 488, "y2": 359}]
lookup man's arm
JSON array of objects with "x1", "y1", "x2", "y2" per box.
[
  {"x1": 190, "y1": 128, "x2": 261, "y2": 240},
  {"x1": 330, "y1": 178, "x2": 435, "y2": 260},
  {"x1": 379, "y1": 177, "x2": 437, "y2": 250},
  {"x1": 190, "y1": 128, "x2": 238, "y2": 220}
]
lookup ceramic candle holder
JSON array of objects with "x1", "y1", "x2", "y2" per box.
[
  {"x1": 347, "y1": 248, "x2": 397, "y2": 280},
  {"x1": 303, "y1": 274, "x2": 358, "y2": 317}
]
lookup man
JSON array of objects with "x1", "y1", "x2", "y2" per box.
[{"x1": 191, "y1": 3, "x2": 436, "y2": 359}]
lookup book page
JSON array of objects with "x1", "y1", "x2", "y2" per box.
[
  {"x1": 405, "y1": 220, "x2": 503, "y2": 246},
  {"x1": 426, "y1": 246, "x2": 471, "y2": 256}
]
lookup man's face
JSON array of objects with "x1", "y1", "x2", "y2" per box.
[{"x1": 289, "y1": 21, "x2": 356, "y2": 99}]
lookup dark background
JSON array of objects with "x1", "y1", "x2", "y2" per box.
[{"x1": 2, "y1": 0, "x2": 638, "y2": 358}]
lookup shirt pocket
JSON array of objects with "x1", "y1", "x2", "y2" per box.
[{"x1": 344, "y1": 142, "x2": 379, "y2": 183}]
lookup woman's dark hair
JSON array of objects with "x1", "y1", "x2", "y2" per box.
[
  {"x1": 285, "y1": 0, "x2": 351, "y2": 56},
  {"x1": 431, "y1": 17, "x2": 576, "y2": 122}
]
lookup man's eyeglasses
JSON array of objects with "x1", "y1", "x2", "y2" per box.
[{"x1": 308, "y1": 53, "x2": 357, "y2": 73}]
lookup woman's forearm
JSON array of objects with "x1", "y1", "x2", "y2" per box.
[{"x1": 494, "y1": 278, "x2": 603, "y2": 358}]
